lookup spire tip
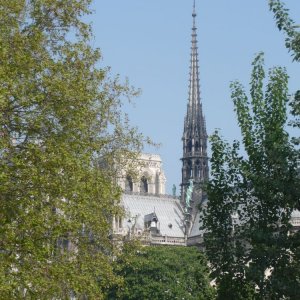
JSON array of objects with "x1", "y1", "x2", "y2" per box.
[
  {"x1": 192, "y1": 0, "x2": 196, "y2": 18},
  {"x1": 192, "y1": 0, "x2": 197, "y2": 27}
]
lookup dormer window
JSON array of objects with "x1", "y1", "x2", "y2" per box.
[{"x1": 144, "y1": 212, "x2": 160, "y2": 235}]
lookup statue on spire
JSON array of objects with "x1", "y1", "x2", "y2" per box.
[{"x1": 185, "y1": 179, "x2": 194, "y2": 211}]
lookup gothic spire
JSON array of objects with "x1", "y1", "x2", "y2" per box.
[
  {"x1": 185, "y1": 0, "x2": 204, "y2": 137},
  {"x1": 181, "y1": 0, "x2": 209, "y2": 207}
]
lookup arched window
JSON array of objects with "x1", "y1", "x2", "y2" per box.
[
  {"x1": 140, "y1": 176, "x2": 148, "y2": 193},
  {"x1": 195, "y1": 160, "x2": 201, "y2": 178},
  {"x1": 125, "y1": 175, "x2": 133, "y2": 192},
  {"x1": 187, "y1": 140, "x2": 192, "y2": 153},
  {"x1": 187, "y1": 161, "x2": 192, "y2": 178},
  {"x1": 195, "y1": 141, "x2": 199, "y2": 152}
]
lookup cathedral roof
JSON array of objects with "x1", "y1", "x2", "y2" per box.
[
  {"x1": 291, "y1": 209, "x2": 300, "y2": 218},
  {"x1": 122, "y1": 193, "x2": 185, "y2": 238}
]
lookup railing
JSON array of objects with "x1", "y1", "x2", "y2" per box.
[
  {"x1": 113, "y1": 229, "x2": 186, "y2": 246},
  {"x1": 187, "y1": 235, "x2": 204, "y2": 246},
  {"x1": 146, "y1": 235, "x2": 186, "y2": 246},
  {"x1": 291, "y1": 217, "x2": 300, "y2": 226},
  {"x1": 123, "y1": 191, "x2": 178, "y2": 199},
  {"x1": 182, "y1": 151, "x2": 207, "y2": 158}
]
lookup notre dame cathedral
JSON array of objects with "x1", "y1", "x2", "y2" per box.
[
  {"x1": 112, "y1": 2, "x2": 207, "y2": 247},
  {"x1": 112, "y1": 1, "x2": 300, "y2": 247}
]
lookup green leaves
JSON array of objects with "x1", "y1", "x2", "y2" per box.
[
  {"x1": 0, "y1": 0, "x2": 144, "y2": 298},
  {"x1": 203, "y1": 53, "x2": 300, "y2": 299},
  {"x1": 269, "y1": 0, "x2": 300, "y2": 62},
  {"x1": 109, "y1": 245, "x2": 215, "y2": 300}
]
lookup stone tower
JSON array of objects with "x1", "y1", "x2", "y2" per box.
[{"x1": 181, "y1": 0, "x2": 209, "y2": 212}]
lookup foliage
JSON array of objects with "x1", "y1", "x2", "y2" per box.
[
  {"x1": 202, "y1": 53, "x2": 300, "y2": 299},
  {"x1": 202, "y1": 2, "x2": 300, "y2": 299},
  {"x1": 269, "y1": 0, "x2": 300, "y2": 206},
  {"x1": 203, "y1": 134, "x2": 256, "y2": 300},
  {"x1": 0, "y1": 0, "x2": 144, "y2": 298},
  {"x1": 108, "y1": 244, "x2": 215, "y2": 300},
  {"x1": 269, "y1": 0, "x2": 300, "y2": 62}
]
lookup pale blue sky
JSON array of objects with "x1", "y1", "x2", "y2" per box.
[{"x1": 90, "y1": 0, "x2": 300, "y2": 194}]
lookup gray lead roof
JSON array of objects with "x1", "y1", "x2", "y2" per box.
[{"x1": 122, "y1": 194, "x2": 185, "y2": 238}]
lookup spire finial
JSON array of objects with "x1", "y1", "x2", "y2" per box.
[{"x1": 192, "y1": 0, "x2": 197, "y2": 28}]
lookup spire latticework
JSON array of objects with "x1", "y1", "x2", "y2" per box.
[{"x1": 181, "y1": 1, "x2": 209, "y2": 208}]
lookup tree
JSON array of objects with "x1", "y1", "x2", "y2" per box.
[
  {"x1": 269, "y1": 0, "x2": 300, "y2": 172},
  {"x1": 0, "y1": 1, "x2": 144, "y2": 298},
  {"x1": 202, "y1": 53, "x2": 300, "y2": 299},
  {"x1": 202, "y1": 2, "x2": 300, "y2": 299},
  {"x1": 108, "y1": 243, "x2": 215, "y2": 300},
  {"x1": 267, "y1": 3, "x2": 300, "y2": 298},
  {"x1": 269, "y1": 0, "x2": 300, "y2": 62},
  {"x1": 202, "y1": 134, "x2": 256, "y2": 300}
]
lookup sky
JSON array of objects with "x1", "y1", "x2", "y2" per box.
[{"x1": 89, "y1": 0, "x2": 300, "y2": 194}]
